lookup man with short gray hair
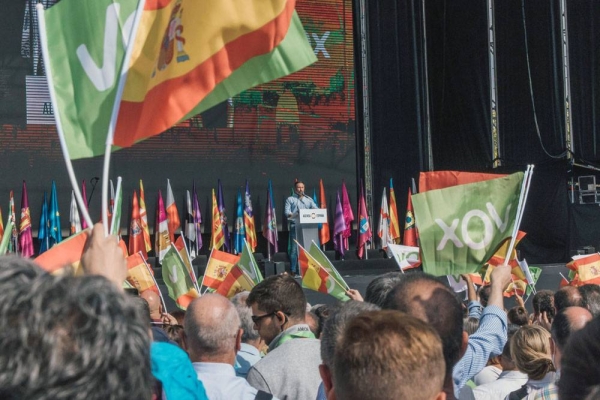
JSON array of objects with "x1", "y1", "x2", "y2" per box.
[
  {"x1": 231, "y1": 291, "x2": 264, "y2": 378},
  {"x1": 185, "y1": 293, "x2": 275, "y2": 399}
]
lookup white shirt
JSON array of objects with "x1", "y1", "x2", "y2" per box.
[
  {"x1": 472, "y1": 370, "x2": 528, "y2": 400},
  {"x1": 193, "y1": 362, "x2": 262, "y2": 400}
]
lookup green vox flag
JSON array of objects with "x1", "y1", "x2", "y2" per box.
[
  {"x1": 238, "y1": 239, "x2": 263, "y2": 285},
  {"x1": 162, "y1": 244, "x2": 199, "y2": 309},
  {"x1": 308, "y1": 241, "x2": 349, "y2": 290},
  {"x1": 42, "y1": 0, "x2": 140, "y2": 159},
  {"x1": 525, "y1": 266, "x2": 542, "y2": 295},
  {"x1": 412, "y1": 172, "x2": 524, "y2": 276}
]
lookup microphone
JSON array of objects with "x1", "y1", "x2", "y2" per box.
[{"x1": 88, "y1": 177, "x2": 100, "y2": 204}]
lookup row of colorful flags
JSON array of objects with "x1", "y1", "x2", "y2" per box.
[{"x1": 3, "y1": 177, "x2": 415, "y2": 260}]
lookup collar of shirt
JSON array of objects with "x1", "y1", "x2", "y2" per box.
[
  {"x1": 193, "y1": 362, "x2": 236, "y2": 377},
  {"x1": 239, "y1": 343, "x2": 261, "y2": 358},
  {"x1": 268, "y1": 323, "x2": 315, "y2": 352}
]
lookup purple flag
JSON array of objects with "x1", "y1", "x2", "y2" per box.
[
  {"x1": 192, "y1": 182, "x2": 203, "y2": 254},
  {"x1": 81, "y1": 180, "x2": 89, "y2": 230},
  {"x1": 341, "y1": 180, "x2": 354, "y2": 250},
  {"x1": 333, "y1": 191, "x2": 346, "y2": 257},
  {"x1": 263, "y1": 187, "x2": 278, "y2": 252},
  {"x1": 18, "y1": 181, "x2": 34, "y2": 257},
  {"x1": 217, "y1": 179, "x2": 230, "y2": 251}
]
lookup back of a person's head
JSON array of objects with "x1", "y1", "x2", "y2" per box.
[
  {"x1": 364, "y1": 271, "x2": 406, "y2": 307},
  {"x1": 554, "y1": 286, "x2": 583, "y2": 312},
  {"x1": 231, "y1": 292, "x2": 261, "y2": 344},
  {"x1": 478, "y1": 285, "x2": 492, "y2": 307},
  {"x1": 559, "y1": 316, "x2": 600, "y2": 399},
  {"x1": 320, "y1": 301, "x2": 380, "y2": 367},
  {"x1": 246, "y1": 274, "x2": 306, "y2": 320},
  {"x1": 463, "y1": 316, "x2": 480, "y2": 335},
  {"x1": 185, "y1": 294, "x2": 240, "y2": 359},
  {"x1": 551, "y1": 306, "x2": 592, "y2": 351},
  {"x1": 383, "y1": 272, "x2": 463, "y2": 376},
  {"x1": 507, "y1": 306, "x2": 529, "y2": 326},
  {"x1": 579, "y1": 284, "x2": 600, "y2": 317},
  {"x1": 0, "y1": 257, "x2": 152, "y2": 400},
  {"x1": 510, "y1": 324, "x2": 554, "y2": 380},
  {"x1": 311, "y1": 304, "x2": 332, "y2": 338},
  {"x1": 533, "y1": 290, "x2": 555, "y2": 318},
  {"x1": 332, "y1": 310, "x2": 445, "y2": 400}
]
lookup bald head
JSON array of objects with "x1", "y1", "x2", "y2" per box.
[
  {"x1": 184, "y1": 294, "x2": 241, "y2": 363},
  {"x1": 383, "y1": 273, "x2": 463, "y2": 377},
  {"x1": 551, "y1": 306, "x2": 592, "y2": 350},
  {"x1": 140, "y1": 290, "x2": 162, "y2": 319}
]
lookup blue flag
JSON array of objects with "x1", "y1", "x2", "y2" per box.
[
  {"x1": 38, "y1": 191, "x2": 49, "y2": 254},
  {"x1": 234, "y1": 189, "x2": 246, "y2": 254},
  {"x1": 49, "y1": 181, "x2": 62, "y2": 247}
]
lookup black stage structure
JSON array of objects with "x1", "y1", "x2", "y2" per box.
[{"x1": 1, "y1": 0, "x2": 600, "y2": 266}]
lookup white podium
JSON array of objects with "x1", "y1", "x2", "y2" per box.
[{"x1": 294, "y1": 208, "x2": 328, "y2": 248}]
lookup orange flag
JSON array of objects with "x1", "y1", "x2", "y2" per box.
[
  {"x1": 129, "y1": 190, "x2": 147, "y2": 259},
  {"x1": 318, "y1": 179, "x2": 330, "y2": 245}
]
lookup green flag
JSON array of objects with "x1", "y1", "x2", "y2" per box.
[
  {"x1": 412, "y1": 172, "x2": 524, "y2": 276},
  {"x1": 41, "y1": 0, "x2": 140, "y2": 159},
  {"x1": 0, "y1": 219, "x2": 14, "y2": 255},
  {"x1": 238, "y1": 239, "x2": 263, "y2": 285},
  {"x1": 525, "y1": 266, "x2": 542, "y2": 295},
  {"x1": 298, "y1": 244, "x2": 349, "y2": 302},
  {"x1": 308, "y1": 241, "x2": 349, "y2": 290},
  {"x1": 162, "y1": 244, "x2": 199, "y2": 310}
]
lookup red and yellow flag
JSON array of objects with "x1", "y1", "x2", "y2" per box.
[
  {"x1": 115, "y1": 0, "x2": 304, "y2": 147},
  {"x1": 203, "y1": 249, "x2": 240, "y2": 290},
  {"x1": 388, "y1": 179, "x2": 400, "y2": 243},
  {"x1": 487, "y1": 231, "x2": 527, "y2": 267},
  {"x1": 35, "y1": 230, "x2": 90, "y2": 275},
  {"x1": 129, "y1": 190, "x2": 147, "y2": 259},
  {"x1": 216, "y1": 266, "x2": 255, "y2": 298},
  {"x1": 211, "y1": 189, "x2": 224, "y2": 250},
  {"x1": 166, "y1": 179, "x2": 180, "y2": 244},
  {"x1": 126, "y1": 251, "x2": 159, "y2": 294},
  {"x1": 403, "y1": 188, "x2": 418, "y2": 247},
  {"x1": 139, "y1": 180, "x2": 152, "y2": 253},
  {"x1": 570, "y1": 253, "x2": 600, "y2": 286},
  {"x1": 319, "y1": 179, "x2": 330, "y2": 245}
]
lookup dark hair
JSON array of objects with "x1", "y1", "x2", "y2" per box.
[
  {"x1": 0, "y1": 256, "x2": 152, "y2": 400},
  {"x1": 507, "y1": 306, "x2": 529, "y2": 326},
  {"x1": 579, "y1": 284, "x2": 600, "y2": 317},
  {"x1": 559, "y1": 316, "x2": 600, "y2": 399},
  {"x1": 310, "y1": 304, "x2": 332, "y2": 338},
  {"x1": 246, "y1": 274, "x2": 306, "y2": 320},
  {"x1": 365, "y1": 271, "x2": 406, "y2": 307},
  {"x1": 554, "y1": 286, "x2": 583, "y2": 312},
  {"x1": 478, "y1": 285, "x2": 492, "y2": 307},
  {"x1": 533, "y1": 290, "x2": 555, "y2": 319},
  {"x1": 383, "y1": 272, "x2": 463, "y2": 377}
]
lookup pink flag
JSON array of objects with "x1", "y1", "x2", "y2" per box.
[
  {"x1": 19, "y1": 181, "x2": 34, "y2": 257},
  {"x1": 155, "y1": 190, "x2": 170, "y2": 262}
]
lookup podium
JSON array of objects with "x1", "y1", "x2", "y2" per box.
[{"x1": 294, "y1": 208, "x2": 328, "y2": 248}]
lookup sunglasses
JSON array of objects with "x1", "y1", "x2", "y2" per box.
[{"x1": 251, "y1": 311, "x2": 278, "y2": 324}]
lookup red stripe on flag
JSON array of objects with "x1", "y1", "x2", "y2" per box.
[{"x1": 115, "y1": 0, "x2": 295, "y2": 146}]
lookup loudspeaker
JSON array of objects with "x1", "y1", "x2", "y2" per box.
[{"x1": 264, "y1": 261, "x2": 286, "y2": 277}]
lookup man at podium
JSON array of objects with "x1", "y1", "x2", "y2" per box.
[{"x1": 284, "y1": 180, "x2": 318, "y2": 275}]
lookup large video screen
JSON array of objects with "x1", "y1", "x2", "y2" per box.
[{"x1": 0, "y1": 0, "x2": 356, "y2": 250}]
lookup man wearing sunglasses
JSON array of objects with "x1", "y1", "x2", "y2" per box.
[{"x1": 246, "y1": 274, "x2": 322, "y2": 400}]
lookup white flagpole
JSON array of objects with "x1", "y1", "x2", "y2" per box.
[
  {"x1": 36, "y1": 4, "x2": 92, "y2": 229},
  {"x1": 101, "y1": 0, "x2": 146, "y2": 236},
  {"x1": 504, "y1": 165, "x2": 534, "y2": 264}
]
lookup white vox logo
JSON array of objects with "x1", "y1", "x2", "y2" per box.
[
  {"x1": 76, "y1": 3, "x2": 135, "y2": 91},
  {"x1": 305, "y1": 32, "x2": 330, "y2": 58},
  {"x1": 435, "y1": 203, "x2": 511, "y2": 251}
]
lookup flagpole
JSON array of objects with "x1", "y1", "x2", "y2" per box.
[
  {"x1": 101, "y1": 0, "x2": 146, "y2": 237},
  {"x1": 141, "y1": 253, "x2": 168, "y2": 313},
  {"x1": 504, "y1": 165, "x2": 534, "y2": 264},
  {"x1": 181, "y1": 233, "x2": 201, "y2": 293},
  {"x1": 199, "y1": 248, "x2": 213, "y2": 295},
  {"x1": 36, "y1": 4, "x2": 93, "y2": 229}
]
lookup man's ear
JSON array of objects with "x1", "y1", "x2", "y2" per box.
[
  {"x1": 319, "y1": 364, "x2": 336, "y2": 400},
  {"x1": 434, "y1": 391, "x2": 446, "y2": 400},
  {"x1": 235, "y1": 329, "x2": 243, "y2": 352},
  {"x1": 275, "y1": 311, "x2": 287, "y2": 327},
  {"x1": 460, "y1": 331, "x2": 469, "y2": 358}
]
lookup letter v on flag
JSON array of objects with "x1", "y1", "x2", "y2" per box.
[
  {"x1": 40, "y1": 0, "x2": 317, "y2": 159},
  {"x1": 412, "y1": 172, "x2": 524, "y2": 276}
]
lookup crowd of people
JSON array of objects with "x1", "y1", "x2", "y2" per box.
[{"x1": 1, "y1": 223, "x2": 600, "y2": 400}]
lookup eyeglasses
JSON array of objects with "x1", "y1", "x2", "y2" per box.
[{"x1": 251, "y1": 311, "x2": 277, "y2": 324}]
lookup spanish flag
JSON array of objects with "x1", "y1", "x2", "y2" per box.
[
  {"x1": 298, "y1": 242, "x2": 349, "y2": 301},
  {"x1": 126, "y1": 251, "x2": 159, "y2": 294},
  {"x1": 34, "y1": 229, "x2": 90, "y2": 275},
  {"x1": 202, "y1": 249, "x2": 240, "y2": 290},
  {"x1": 216, "y1": 266, "x2": 255, "y2": 299},
  {"x1": 210, "y1": 189, "x2": 224, "y2": 251}
]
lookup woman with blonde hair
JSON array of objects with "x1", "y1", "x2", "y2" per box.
[{"x1": 504, "y1": 325, "x2": 556, "y2": 400}]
